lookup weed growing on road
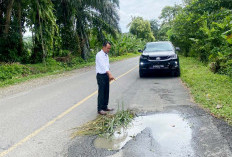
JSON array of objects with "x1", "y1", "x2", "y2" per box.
[{"x1": 71, "y1": 109, "x2": 135, "y2": 139}]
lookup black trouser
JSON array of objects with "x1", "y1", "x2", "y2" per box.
[{"x1": 96, "y1": 73, "x2": 109, "y2": 111}]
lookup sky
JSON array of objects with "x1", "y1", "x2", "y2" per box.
[{"x1": 119, "y1": 0, "x2": 182, "y2": 33}]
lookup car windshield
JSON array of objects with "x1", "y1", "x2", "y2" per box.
[{"x1": 144, "y1": 42, "x2": 173, "y2": 52}]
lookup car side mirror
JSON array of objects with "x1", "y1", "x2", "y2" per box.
[
  {"x1": 175, "y1": 47, "x2": 180, "y2": 51},
  {"x1": 138, "y1": 49, "x2": 143, "y2": 53}
]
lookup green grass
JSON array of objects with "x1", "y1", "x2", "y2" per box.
[
  {"x1": 0, "y1": 53, "x2": 140, "y2": 88},
  {"x1": 71, "y1": 109, "x2": 135, "y2": 138},
  {"x1": 180, "y1": 56, "x2": 232, "y2": 124}
]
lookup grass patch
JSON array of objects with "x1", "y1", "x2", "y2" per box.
[
  {"x1": 0, "y1": 53, "x2": 140, "y2": 88},
  {"x1": 180, "y1": 56, "x2": 232, "y2": 124},
  {"x1": 71, "y1": 109, "x2": 135, "y2": 139}
]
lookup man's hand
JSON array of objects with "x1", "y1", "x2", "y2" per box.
[
  {"x1": 109, "y1": 75, "x2": 115, "y2": 81},
  {"x1": 107, "y1": 71, "x2": 115, "y2": 81}
]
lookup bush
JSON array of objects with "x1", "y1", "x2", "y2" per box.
[
  {"x1": 29, "y1": 58, "x2": 63, "y2": 74},
  {"x1": 105, "y1": 33, "x2": 146, "y2": 56},
  {"x1": 0, "y1": 63, "x2": 31, "y2": 81},
  {"x1": 209, "y1": 46, "x2": 232, "y2": 76},
  {"x1": 57, "y1": 49, "x2": 71, "y2": 57}
]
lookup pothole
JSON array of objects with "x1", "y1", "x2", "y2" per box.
[{"x1": 94, "y1": 113, "x2": 194, "y2": 156}]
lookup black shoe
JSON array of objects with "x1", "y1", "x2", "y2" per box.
[
  {"x1": 104, "y1": 108, "x2": 114, "y2": 111},
  {"x1": 98, "y1": 110, "x2": 107, "y2": 115}
]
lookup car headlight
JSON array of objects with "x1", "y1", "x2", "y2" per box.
[
  {"x1": 141, "y1": 55, "x2": 148, "y2": 59},
  {"x1": 170, "y1": 54, "x2": 178, "y2": 59}
]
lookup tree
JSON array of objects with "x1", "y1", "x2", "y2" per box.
[
  {"x1": 53, "y1": 0, "x2": 79, "y2": 55},
  {"x1": 4, "y1": 0, "x2": 15, "y2": 35},
  {"x1": 28, "y1": 0, "x2": 58, "y2": 63},
  {"x1": 150, "y1": 19, "x2": 159, "y2": 40},
  {"x1": 159, "y1": 5, "x2": 182, "y2": 25},
  {"x1": 53, "y1": 0, "x2": 120, "y2": 60},
  {"x1": 128, "y1": 17, "x2": 155, "y2": 41},
  {"x1": 0, "y1": 0, "x2": 27, "y2": 62},
  {"x1": 157, "y1": 5, "x2": 182, "y2": 41},
  {"x1": 182, "y1": 0, "x2": 193, "y2": 6}
]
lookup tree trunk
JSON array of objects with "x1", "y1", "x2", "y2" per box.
[
  {"x1": 17, "y1": 0, "x2": 23, "y2": 56},
  {"x1": 36, "y1": 0, "x2": 46, "y2": 63},
  {"x1": 39, "y1": 20, "x2": 46, "y2": 63},
  {"x1": 79, "y1": 28, "x2": 90, "y2": 60},
  {"x1": 80, "y1": 30, "x2": 86, "y2": 60},
  {"x1": 31, "y1": 0, "x2": 46, "y2": 63},
  {"x1": 4, "y1": 0, "x2": 14, "y2": 35},
  {"x1": 0, "y1": 2, "x2": 3, "y2": 34},
  {"x1": 32, "y1": 2, "x2": 43, "y2": 63},
  {"x1": 0, "y1": 9, "x2": 3, "y2": 35}
]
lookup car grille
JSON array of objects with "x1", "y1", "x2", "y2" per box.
[{"x1": 148, "y1": 56, "x2": 170, "y2": 61}]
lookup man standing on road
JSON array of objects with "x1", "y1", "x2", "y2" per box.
[{"x1": 96, "y1": 41, "x2": 115, "y2": 115}]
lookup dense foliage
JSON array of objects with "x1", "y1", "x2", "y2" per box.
[
  {"x1": 105, "y1": 33, "x2": 146, "y2": 56},
  {"x1": 0, "y1": 0, "x2": 121, "y2": 63},
  {"x1": 156, "y1": 0, "x2": 232, "y2": 77}
]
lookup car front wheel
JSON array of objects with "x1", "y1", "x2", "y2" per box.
[
  {"x1": 139, "y1": 70, "x2": 145, "y2": 78},
  {"x1": 172, "y1": 68, "x2": 180, "y2": 77}
]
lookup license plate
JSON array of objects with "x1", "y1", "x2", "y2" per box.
[{"x1": 152, "y1": 65, "x2": 164, "y2": 69}]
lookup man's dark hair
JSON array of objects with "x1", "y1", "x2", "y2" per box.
[{"x1": 103, "y1": 41, "x2": 111, "y2": 47}]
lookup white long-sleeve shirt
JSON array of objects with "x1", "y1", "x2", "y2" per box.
[{"x1": 96, "y1": 50, "x2": 110, "y2": 74}]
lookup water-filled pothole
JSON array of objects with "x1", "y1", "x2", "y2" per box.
[{"x1": 94, "y1": 113, "x2": 194, "y2": 156}]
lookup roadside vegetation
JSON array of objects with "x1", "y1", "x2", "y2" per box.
[
  {"x1": 0, "y1": 52, "x2": 140, "y2": 88},
  {"x1": 180, "y1": 56, "x2": 232, "y2": 124},
  {"x1": 71, "y1": 109, "x2": 135, "y2": 138}
]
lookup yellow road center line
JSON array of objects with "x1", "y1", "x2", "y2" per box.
[
  {"x1": 0, "y1": 65, "x2": 138, "y2": 157},
  {"x1": 110, "y1": 65, "x2": 138, "y2": 84}
]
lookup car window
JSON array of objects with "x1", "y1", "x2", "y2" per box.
[{"x1": 144, "y1": 43, "x2": 174, "y2": 52}]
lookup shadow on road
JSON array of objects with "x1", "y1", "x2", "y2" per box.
[{"x1": 139, "y1": 71, "x2": 179, "y2": 79}]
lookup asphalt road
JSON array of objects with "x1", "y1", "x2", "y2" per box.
[{"x1": 0, "y1": 57, "x2": 231, "y2": 157}]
